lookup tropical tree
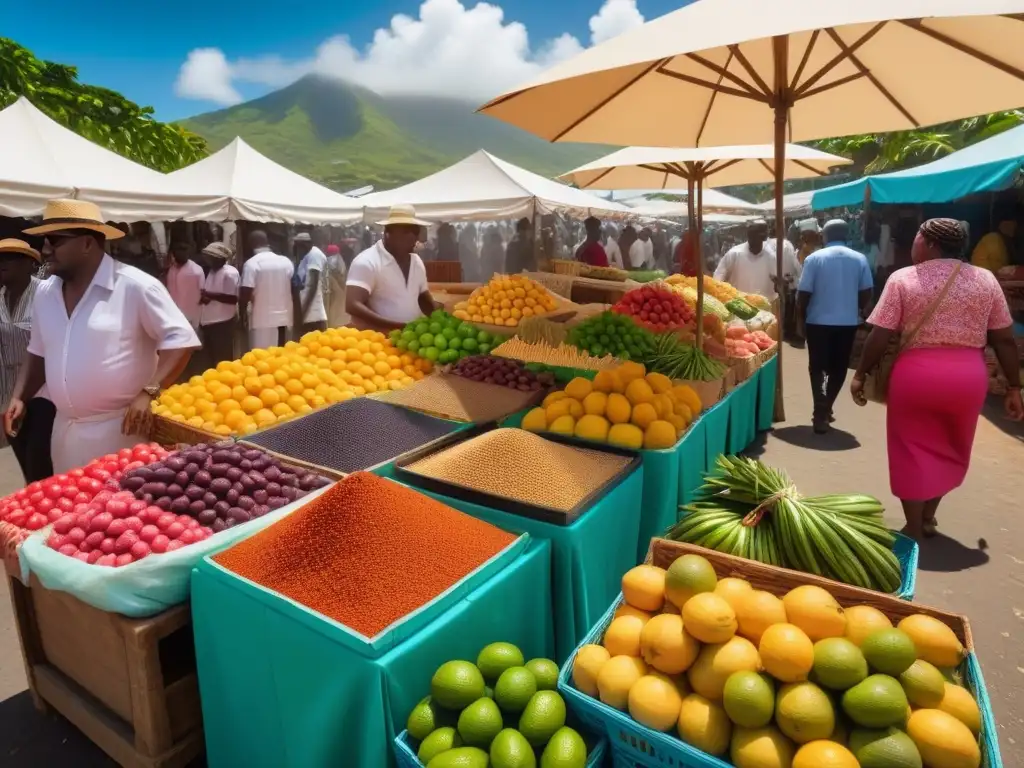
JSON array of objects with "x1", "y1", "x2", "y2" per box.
[{"x1": 0, "y1": 37, "x2": 208, "y2": 172}]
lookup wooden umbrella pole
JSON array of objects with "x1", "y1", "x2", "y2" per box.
[
  {"x1": 696, "y1": 173, "x2": 705, "y2": 350},
  {"x1": 773, "y1": 35, "x2": 789, "y2": 422},
  {"x1": 687, "y1": 175, "x2": 703, "y2": 351}
]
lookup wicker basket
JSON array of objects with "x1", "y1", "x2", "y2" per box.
[
  {"x1": 150, "y1": 414, "x2": 220, "y2": 448},
  {"x1": 727, "y1": 354, "x2": 759, "y2": 383},
  {"x1": 548, "y1": 259, "x2": 585, "y2": 277},
  {"x1": 524, "y1": 270, "x2": 576, "y2": 299}
]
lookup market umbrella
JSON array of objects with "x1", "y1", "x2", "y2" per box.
[
  {"x1": 559, "y1": 144, "x2": 851, "y2": 346},
  {"x1": 480, "y1": 0, "x2": 1024, "y2": 418}
]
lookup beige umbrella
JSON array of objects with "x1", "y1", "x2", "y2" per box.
[
  {"x1": 559, "y1": 144, "x2": 850, "y2": 346},
  {"x1": 481, "y1": 0, "x2": 1024, "y2": 418}
]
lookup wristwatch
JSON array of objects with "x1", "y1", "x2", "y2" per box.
[{"x1": 142, "y1": 385, "x2": 161, "y2": 398}]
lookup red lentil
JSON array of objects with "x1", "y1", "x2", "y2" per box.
[{"x1": 213, "y1": 472, "x2": 517, "y2": 638}]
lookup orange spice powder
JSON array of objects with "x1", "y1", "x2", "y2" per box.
[{"x1": 213, "y1": 472, "x2": 517, "y2": 638}]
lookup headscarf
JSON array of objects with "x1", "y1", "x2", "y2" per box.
[{"x1": 918, "y1": 218, "x2": 965, "y2": 259}]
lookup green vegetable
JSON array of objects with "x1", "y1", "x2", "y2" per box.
[
  {"x1": 725, "y1": 298, "x2": 758, "y2": 320},
  {"x1": 566, "y1": 311, "x2": 656, "y2": 361},
  {"x1": 645, "y1": 333, "x2": 727, "y2": 381}
]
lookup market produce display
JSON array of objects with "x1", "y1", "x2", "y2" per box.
[
  {"x1": 404, "y1": 428, "x2": 633, "y2": 514},
  {"x1": 666, "y1": 274, "x2": 741, "y2": 304},
  {"x1": 390, "y1": 309, "x2": 504, "y2": 364},
  {"x1": 0, "y1": 444, "x2": 170, "y2": 531},
  {"x1": 565, "y1": 310, "x2": 656, "y2": 361},
  {"x1": 119, "y1": 442, "x2": 329, "y2": 531},
  {"x1": 581, "y1": 265, "x2": 628, "y2": 282},
  {"x1": 242, "y1": 398, "x2": 461, "y2": 474},
  {"x1": 571, "y1": 553, "x2": 979, "y2": 768},
  {"x1": 492, "y1": 338, "x2": 618, "y2": 371},
  {"x1": 408, "y1": 641, "x2": 590, "y2": 767},
  {"x1": 448, "y1": 355, "x2": 554, "y2": 392},
  {"x1": 152, "y1": 327, "x2": 421, "y2": 435},
  {"x1": 611, "y1": 284, "x2": 696, "y2": 333},
  {"x1": 666, "y1": 456, "x2": 903, "y2": 593},
  {"x1": 516, "y1": 316, "x2": 568, "y2": 347},
  {"x1": 521, "y1": 362, "x2": 701, "y2": 450},
  {"x1": 646, "y1": 332, "x2": 729, "y2": 381},
  {"x1": 625, "y1": 269, "x2": 666, "y2": 283},
  {"x1": 377, "y1": 374, "x2": 546, "y2": 424},
  {"x1": 214, "y1": 472, "x2": 518, "y2": 638},
  {"x1": 453, "y1": 274, "x2": 561, "y2": 327}
]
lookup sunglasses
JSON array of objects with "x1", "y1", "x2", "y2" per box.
[{"x1": 42, "y1": 233, "x2": 87, "y2": 249}]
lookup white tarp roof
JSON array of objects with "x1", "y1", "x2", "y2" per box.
[
  {"x1": 0, "y1": 97, "x2": 168, "y2": 219},
  {"x1": 360, "y1": 150, "x2": 635, "y2": 222},
  {"x1": 163, "y1": 138, "x2": 362, "y2": 224},
  {"x1": 622, "y1": 193, "x2": 759, "y2": 217},
  {"x1": 754, "y1": 190, "x2": 818, "y2": 217}
]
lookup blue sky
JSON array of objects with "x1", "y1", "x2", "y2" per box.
[{"x1": 5, "y1": 0, "x2": 684, "y2": 121}]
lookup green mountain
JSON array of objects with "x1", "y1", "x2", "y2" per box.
[{"x1": 182, "y1": 75, "x2": 606, "y2": 191}]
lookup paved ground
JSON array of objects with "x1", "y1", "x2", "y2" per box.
[{"x1": 0, "y1": 343, "x2": 1020, "y2": 764}]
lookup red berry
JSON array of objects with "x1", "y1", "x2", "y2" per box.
[
  {"x1": 114, "y1": 531, "x2": 139, "y2": 554},
  {"x1": 96, "y1": 554, "x2": 117, "y2": 567},
  {"x1": 166, "y1": 540, "x2": 184, "y2": 552},
  {"x1": 165, "y1": 522, "x2": 185, "y2": 540},
  {"x1": 115, "y1": 553, "x2": 134, "y2": 567},
  {"x1": 73, "y1": 551, "x2": 91, "y2": 563},
  {"x1": 86, "y1": 549, "x2": 103, "y2": 564},
  {"x1": 99, "y1": 538, "x2": 116, "y2": 555},
  {"x1": 139, "y1": 525, "x2": 159, "y2": 543},
  {"x1": 67, "y1": 527, "x2": 87, "y2": 545},
  {"x1": 151, "y1": 534, "x2": 170, "y2": 554},
  {"x1": 130, "y1": 541, "x2": 150, "y2": 560},
  {"x1": 58, "y1": 544, "x2": 78, "y2": 557}
]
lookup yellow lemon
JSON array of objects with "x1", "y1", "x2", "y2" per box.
[
  {"x1": 575, "y1": 414, "x2": 610, "y2": 442},
  {"x1": 259, "y1": 388, "x2": 281, "y2": 408},
  {"x1": 631, "y1": 402, "x2": 659, "y2": 430},
  {"x1": 645, "y1": 371, "x2": 673, "y2": 394},
  {"x1": 606, "y1": 393, "x2": 632, "y2": 424},
  {"x1": 625, "y1": 377, "x2": 655, "y2": 406},
  {"x1": 549, "y1": 414, "x2": 575, "y2": 435},
  {"x1": 582, "y1": 391, "x2": 608, "y2": 416},
  {"x1": 217, "y1": 398, "x2": 241, "y2": 416},
  {"x1": 644, "y1": 420, "x2": 678, "y2": 449},
  {"x1": 564, "y1": 377, "x2": 593, "y2": 400},
  {"x1": 240, "y1": 395, "x2": 263, "y2": 415},
  {"x1": 608, "y1": 423, "x2": 644, "y2": 450}
]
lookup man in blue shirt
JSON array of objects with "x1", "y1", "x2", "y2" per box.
[{"x1": 797, "y1": 219, "x2": 873, "y2": 433}]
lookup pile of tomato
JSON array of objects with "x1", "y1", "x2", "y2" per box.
[{"x1": 0, "y1": 443, "x2": 169, "y2": 531}]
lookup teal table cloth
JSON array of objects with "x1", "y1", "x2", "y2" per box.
[
  {"x1": 191, "y1": 539, "x2": 555, "y2": 768},
  {"x1": 757, "y1": 356, "x2": 779, "y2": 432},
  {"x1": 379, "y1": 465, "x2": 643, "y2": 662},
  {"x1": 727, "y1": 369, "x2": 760, "y2": 454},
  {"x1": 677, "y1": 417, "x2": 706, "y2": 506},
  {"x1": 702, "y1": 396, "x2": 730, "y2": 467}
]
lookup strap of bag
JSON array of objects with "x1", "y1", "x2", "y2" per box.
[{"x1": 899, "y1": 262, "x2": 961, "y2": 352}]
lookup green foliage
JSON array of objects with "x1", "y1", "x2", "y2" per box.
[
  {"x1": 182, "y1": 75, "x2": 604, "y2": 191},
  {"x1": 0, "y1": 37, "x2": 208, "y2": 172}
]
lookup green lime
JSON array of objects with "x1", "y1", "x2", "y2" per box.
[
  {"x1": 389, "y1": 330, "x2": 401, "y2": 341},
  {"x1": 490, "y1": 728, "x2": 537, "y2": 768},
  {"x1": 457, "y1": 697, "x2": 503, "y2": 748},
  {"x1": 442, "y1": 350, "x2": 459, "y2": 363},
  {"x1": 429, "y1": 322, "x2": 443, "y2": 334},
  {"x1": 396, "y1": 339, "x2": 408, "y2": 350},
  {"x1": 418, "y1": 727, "x2": 462, "y2": 763},
  {"x1": 525, "y1": 659, "x2": 559, "y2": 691},
  {"x1": 402, "y1": 329, "x2": 417, "y2": 341},
  {"x1": 408, "y1": 340, "x2": 421, "y2": 353},
  {"x1": 448, "y1": 337, "x2": 463, "y2": 350},
  {"x1": 435, "y1": 336, "x2": 449, "y2": 350},
  {"x1": 477, "y1": 331, "x2": 492, "y2": 343},
  {"x1": 477, "y1": 642, "x2": 525, "y2": 681},
  {"x1": 722, "y1": 671, "x2": 775, "y2": 728},
  {"x1": 540, "y1": 726, "x2": 587, "y2": 768},
  {"x1": 459, "y1": 324, "x2": 475, "y2": 338},
  {"x1": 427, "y1": 746, "x2": 489, "y2": 768},
  {"x1": 408, "y1": 696, "x2": 443, "y2": 741},
  {"x1": 518, "y1": 691, "x2": 566, "y2": 747},
  {"x1": 477, "y1": 345, "x2": 490, "y2": 355},
  {"x1": 431, "y1": 661, "x2": 486, "y2": 710},
  {"x1": 415, "y1": 322, "x2": 429, "y2": 335},
  {"x1": 420, "y1": 333, "x2": 435, "y2": 347},
  {"x1": 494, "y1": 667, "x2": 537, "y2": 714},
  {"x1": 443, "y1": 327, "x2": 457, "y2": 339},
  {"x1": 462, "y1": 338, "x2": 478, "y2": 352},
  {"x1": 424, "y1": 347, "x2": 440, "y2": 362},
  {"x1": 813, "y1": 638, "x2": 869, "y2": 691}
]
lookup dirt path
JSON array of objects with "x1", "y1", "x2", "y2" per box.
[{"x1": 0, "y1": 343, "x2": 1019, "y2": 763}]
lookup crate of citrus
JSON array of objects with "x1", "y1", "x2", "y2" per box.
[
  {"x1": 560, "y1": 539, "x2": 999, "y2": 768},
  {"x1": 452, "y1": 274, "x2": 571, "y2": 333},
  {"x1": 152, "y1": 327, "x2": 423, "y2": 436}
]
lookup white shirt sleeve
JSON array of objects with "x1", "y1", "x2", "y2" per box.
[
  {"x1": 224, "y1": 266, "x2": 241, "y2": 295},
  {"x1": 307, "y1": 250, "x2": 326, "y2": 274},
  {"x1": 413, "y1": 257, "x2": 429, "y2": 296},
  {"x1": 346, "y1": 254, "x2": 377, "y2": 293},
  {"x1": 628, "y1": 241, "x2": 645, "y2": 269},
  {"x1": 241, "y1": 260, "x2": 256, "y2": 289},
  {"x1": 714, "y1": 250, "x2": 734, "y2": 282},
  {"x1": 26, "y1": 289, "x2": 45, "y2": 357},
  {"x1": 139, "y1": 283, "x2": 201, "y2": 350}
]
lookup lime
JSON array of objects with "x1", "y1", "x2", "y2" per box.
[
  {"x1": 402, "y1": 329, "x2": 417, "y2": 341},
  {"x1": 722, "y1": 671, "x2": 775, "y2": 728},
  {"x1": 495, "y1": 667, "x2": 537, "y2": 713},
  {"x1": 525, "y1": 659, "x2": 559, "y2": 691},
  {"x1": 449, "y1": 337, "x2": 463, "y2": 350},
  {"x1": 407, "y1": 696, "x2": 443, "y2": 740},
  {"x1": 415, "y1": 322, "x2": 429, "y2": 335},
  {"x1": 396, "y1": 339, "x2": 408, "y2": 350},
  {"x1": 490, "y1": 728, "x2": 537, "y2": 768},
  {"x1": 424, "y1": 348, "x2": 440, "y2": 362},
  {"x1": 457, "y1": 697, "x2": 503, "y2": 748},
  {"x1": 408, "y1": 340, "x2": 421, "y2": 353},
  {"x1": 459, "y1": 324, "x2": 475, "y2": 337},
  {"x1": 431, "y1": 661, "x2": 486, "y2": 710},
  {"x1": 477, "y1": 642, "x2": 526, "y2": 681},
  {"x1": 418, "y1": 727, "x2": 462, "y2": 763},
  {"x1": 389, "y1": 330, "x2": 401, "y2": 341},
  {"x1": 443, "y1": 327, "x2": 457, "y2": 339},
  {"x1": 430, "y1": 322, "x2": 443, "y2": 334},
  {"x1": 435, "y1": 336, "x2": 449, "y2": 350},
  {"x1": 813, "y1": 638, "x2": 869, "y2": 691},
  {"x1": 477, "y1": 345, "x2": 490, "y2": 355},
  {"x1": 540, "y1": 726, "x2": 587, "y2": 768},
  {"x1": 518, "y1": 691, "x2": 566, "y2": 747},
  {"x1": 463, "y1": 338, "x2": 478, "y2": 352},
  {"x1": 426, "y1": 746, "x2": 489, "y2": 768},
  {"x1": 477, "y1": 331, "x2": 492, "y2": 343},
  {"x1": 420, "y1": 333, "x2": 435, "y2": 347}
]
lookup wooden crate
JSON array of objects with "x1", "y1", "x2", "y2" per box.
[
  {"x1": 150, "y1": 415, "x2": 219, "y2": 448},
  {"x1": 646, "y1": 538, "x2": 972, "y2": 648},
  {"x1": 7, "y1": 575, "x2": 203, "y2": 768},
  {"x1": 423, "y1": 261, "x2": 462, "y2": 283}
]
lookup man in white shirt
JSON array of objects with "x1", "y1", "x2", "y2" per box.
[
  {"x1": 604, "y1": 225, "x2": 624, "y2": 269},
  {"x1": 5, "y1": 199, "x2": 199, "y2": 473},
  {"x1": 715, "y1": 220, "x2": 788, "y2": 300},
  {"x1": 629, "y1": 228, "x2": 655, "y2": 269},
  {"x1": 240, "y1": 230, "x2": 294, "y2": 350},
  {"x1": 292, "y1": 232, "x2": 329, "y2": 335},
  {"x1": 165, "y1": 240, "x2": 205, "y2": 329},
  {"x1": 346, "y1": 205, "x2": 440, "y2": 332},
  {"x1": 199, "y1": 242, "x2": 240, "y2": 367}
]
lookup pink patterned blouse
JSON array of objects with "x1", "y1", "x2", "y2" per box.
[{"x1": 868, "y1": 259, "x2": 1012, "y2": 349}]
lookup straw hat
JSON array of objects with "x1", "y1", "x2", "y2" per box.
[
  {"x1": 201, "y1": 242, "x2": 234, "y2": 261},
  {"x1": 23, "y1": 199, "x2": 125, "y2": 240},
  {"x1": 0, "y1": 238, "x2": 41, "y2": 262},
  {"x1": 376, "y1": 204, "x2": 430, "y2": 227}
]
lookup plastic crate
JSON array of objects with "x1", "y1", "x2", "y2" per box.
[
  {"x1": 892, "y1": 531, "x2": 919, "y2": 600},
  {"x1": 394, "y1": 728, "x2": 608, "y2": 768},
  {"x1": 966, "y1": 652, "x2": 1005, "y2": 768}
]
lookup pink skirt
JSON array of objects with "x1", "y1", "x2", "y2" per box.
[{"x1": 887, "y1": 347, "x2": 988, "y2": 500}]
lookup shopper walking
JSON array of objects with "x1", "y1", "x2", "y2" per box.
[
  {"x1": 797, "y1": 220, "x2": 873, "y2": 433},
  {"x1": 852, "y1": 218, "x2": 1022, "y2": 540},
  {"x1": 293, "y1": 233, "x2": 328, "y2": 336},
  {"x1": 240, "y1": 230, "x2": 293, "y2": 350},
  {"x1": 199, "y1": 242, "x2": 239, "y2": 368}
]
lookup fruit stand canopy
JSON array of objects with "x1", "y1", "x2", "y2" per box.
[
  {"x1": 359, "y1": 150, "x2": 636, "y2": 222},
  {"x1": 812, "y1": 123, "x2": 1024, "y2": 209}
]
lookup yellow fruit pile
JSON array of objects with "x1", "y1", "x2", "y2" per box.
[
  {"x1": 520, "y1": 361, "x2": 701, "y2": 450},
  {"x1": 665, "y1": 274, "x2": 740, "y2": 303},
  {"x1": 453, "y1": 274, "x2": 560, "y2": 327},
  {"x1": 153, "y1": 327, "x2": 424, "y2": 436},
  {"x1": 572, "y1": 554, "x2": 982, "y2": 768}
]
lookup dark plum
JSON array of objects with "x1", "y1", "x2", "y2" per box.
[
  {"x1": 227, "y1": 507, "x2": 251, "y2": 523},
  {"x1": 122, "y1": 476, "x2": 145, "y2": 492},
  {"x1": 185, "y1": 484, "x2": 205, "y2": 501},
  {"x1": 209, "y1": 478, "x2": 232, "y2": 496},
  {"x1": 265, "y1": 482, "x2": 282, "y2": 497},
  {"x1": 209, "y1": 463, "x2": 232, "y2": 478},
  {"x1": 196, "y1": 509, "x2": 217, "y2": 526},
  {"x1": 152, "y1": 467, "x2": 176, "y2": 484},
  {"x1": 263, "y1": 465, "x2": 282, "y2": 482},
  {"x1": 155, "y1": 497, "x2": 173, "y2": 511},
  {"x1": 141, "y1": 482, "x2": 168, "y2": 497},
  {"x1": 193, "y1": 470, "x2": 212, "y2": 488},
  {"x1": 242, "y1": 449, "x2": 263, "y2": 461},
  {"x1": 236, "y1": 496, "x2": 255, "y2": 510},
  {"x1": 225, "y1": 489, "x2": 240, "y2": 505},
  {"x1": 212, "y1": 450, "x2": 239, "y2": 466},
  {"x1": 166, "y1": 484, "x2": 184, "y2": 498},
  {"x1": 252, "y1": 489, "x2": 269, "y2": 505},
  {"x1": 211, "y1": 518, "x2": 227, "y2": 533},
  {"x1": 202, "y1": 491, "x2": 218, "y2": 508},
  {"x1": 175, "y1": 471, "x2": 190, "y2": 487},
  {"x1": 238, "y1": 459, "x2": 253, "y2": 471},
  {"x1": 189, "y1": 500, "x2": 207, "y2": 516},
  {"x1": 213, "y1": 500, "x2": 231, "y2": 515},
  {"x1": 267, "y1": 496, "x2": 288, "y2": 509},
  {"x1": 165, "y1": 456, "x2": 187, "y2": 472},
  {"x1": 169, "y1": 497, "x2": 191, "y2": 514},
  {"x1": 225, "y1": 467, "x2": 243, "y2": 482}
]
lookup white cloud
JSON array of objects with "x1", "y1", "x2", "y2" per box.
[
  {"x1": 589, "y1": 0, "x2": 645, "y2": 45},
  {"x1": 174, "y1": 0, "x2": 644, "y2": 105}
]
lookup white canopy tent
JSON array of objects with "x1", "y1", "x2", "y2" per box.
[
  {"x1": 162, "y1": 138, "x2": 363, "y2": 224},
  {"x1": 754, "y1": 190, "x2": 818, "y2": 217},
  {"x1": 359, "y1": 150, "x2": 635, "y2": 222},
  {"x1": 619, "y1": 194, "x2": 759, "y2": 218},
  {"x1": 0, "y1": 97, "x2": 168, "y2": 219}
]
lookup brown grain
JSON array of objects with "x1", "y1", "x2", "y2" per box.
[
  {"x1": 213, "y1": 472, "x2": 517, "y2": 638},
  {"x1": 374, "y1": 374, "x2": 541, "y2": 423}
]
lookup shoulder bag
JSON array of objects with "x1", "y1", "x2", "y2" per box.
[{"x1": 864, "y1": 262, "x2": 961, "y2": 403}]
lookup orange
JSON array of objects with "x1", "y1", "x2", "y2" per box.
[
  {"x1": 217, "y1": 398, "x2": 241, "y2": 415},
  {"x1": 240, "y1": 395, "x2": 264, "y2": 415},
  {"x1": 259, "y1": 388, "x2": 281, "y2": 407}
]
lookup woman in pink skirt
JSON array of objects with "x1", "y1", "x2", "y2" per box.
[{"x1": 852, "y1": 218, "x2": 1023, "y2": 540}]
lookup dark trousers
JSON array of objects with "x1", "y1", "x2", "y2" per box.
[
  {"x1": 10, "y1": 397, "x2": 55, "y2": 483},
  {"x1": 203, "y1": 318, "x2": 237, "y2": 368},
  {"x1": 805, "y1": 324, "x2": 859, "y2": 421}
]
